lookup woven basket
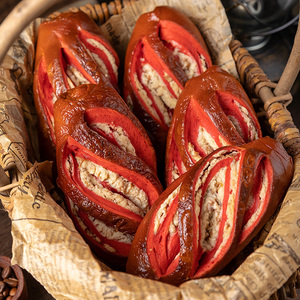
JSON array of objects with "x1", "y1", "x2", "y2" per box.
[{"x1": 0, "y1": 0, "x2": 300, "y2": 299}]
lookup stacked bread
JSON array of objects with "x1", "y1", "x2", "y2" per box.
[{"x1": 33, "y1": 7, "x2": 293, "y2": 281}]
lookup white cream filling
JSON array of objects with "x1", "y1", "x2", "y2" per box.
[
  {"x1": 173, "y1": 47, "x2": 199, "y2": 80},
  {"x1": 52, "y1": 92, "x2": 58, "y2": 104},
  {"x1": 168, "y1": 40, "x2": 208, "y2": 78},
  {"x1": 228, "y1": 115, "x2": 242, "y2": 138},
  {"x1": 75, "y1": 156, "x2": 148, "y2": 216},
  {"x1": 126, "y1": 94, "x2": 134, "y2": 110},
  {"x1": 200, "y1": 167, "x2": 226, "y2": 251},
  {"x1": 87, "y1": 214, "x2": 133, "y2": 244},
  {"x1": 188, "y1": 142, "x2": 202, "y2": 163},
  {"x1": 48, "y1": 93, "x2": 58, "y2": 129},
  {"x1": 66, "y1": 65, "x2": 90, "y2": 86},
  {"x1": 66, "y1": 76, "x2": 76, "y2": 89},
  {"x1": 80, "y1": 41, "x2": 109, "y2": 78},
  {"x1": 188, "y1": 126, "x2": 229, "y2": 163},
  {"x1": 219, "y1": 136, "x2": 228, "y2": 147},
  {"x1": 91, "y1": 53, "x2": 109, "y2": 78},
  {"x1": 169, "y1": 211, "x2": 179, "y2": 235},
  {"x1": 136, "y1": 62, "x2": 181, "y2": 126},
  {"x1": 194, "y1": 150, "x2": 240, "y2": 253},
  {"x1": 242, "y1": 167, "x2": 268, "y2": 232},
  {"x1": 140, "y1": 63, "x2": 179, "y2": 111},
  {"x1": 90, "y1": 123, "x2": 136, "y2": 156},
  {"x1": 154, "y1": 184, "x2": 181, "y2": 234},
  {"x1": 134, "y1": 73, "x2": 160, "y2": 121},
  {"x1": 219, "y1": 159, "x2": 239, "y2": 247},
  {"x1": 171, "y1": 162, "x2": 180, "y2": 184},
  {"x1": 163, "y1": 72, "x2": 181, "y2": 98},
  {"x1": 229, "y1": 100, "x2": 259, "y2": 141},
  {"x1": 69, "y1": 199, "x2": 132, "y2": 253},
  {"x1": 86, "y1": 38, "x2": 118, "y2": 79},
  {"x1": 171, "y1": 160, "x2": 187, "y2": 184}
]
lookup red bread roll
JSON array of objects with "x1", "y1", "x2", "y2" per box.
[
  {"x1": 165, "y1": 66, "x2": 262, "y2": 186},
  {"x1": 127, "y1": 137, "x2": 293, "y2": 285},
  {"x1": 33, "y1": 11, "x2": 119, "y2": 160},
  {"x1": 123, "y1": 6, "x2": 212, "y2": 165},
  {"x1": 54, "y1": 84, "x2": 162, "y2": 266}
]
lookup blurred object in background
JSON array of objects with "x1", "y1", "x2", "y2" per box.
[
  {"x1": 0, "y1": 0, "x2": 21, "y2": 23},
  {"x1": 222, "y1": 0, "x2": 298, "y2": 51},
  {"x1": 222, "y1": 0, "x2": 300, "y2": 129},
  {"x1": 222, "y1": 0, "x2": 299, "y2": 79},
  {"x1": 0, "y1": 0, "x2": 101, "y2": 23}
]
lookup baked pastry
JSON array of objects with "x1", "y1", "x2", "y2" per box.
[
  {"x1": 33, "y1": 11, "x2": 119, "y2": 160},
  {"x1": 54, "y1": 84, "x2": 162, "y2": 266},
  {"x1": 165, "y1": 66, "x2": 262, "y2": 185},
  {"x1": 123, "y1": 6, "x2": 212, "y2": 163},
  {"x1": 127, "y1": 137, "x2": 293, "y2": 284}
]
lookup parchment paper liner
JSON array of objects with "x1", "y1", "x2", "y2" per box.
[{"x1": 0, "y1": 0, "x2": 299, "y2": 299}]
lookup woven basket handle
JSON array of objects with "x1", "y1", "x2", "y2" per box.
[
  {"x1": 0, "y1": 0, "x2": 128, "y2": 64},
  {"x1": 274, "y1": 15, "x2": 300, "y2": 96},
  {"x1": 0, "y1": 0, "x2": 63, "y2": 64},
  {"x1": 230, "y1": 3, "x2": 300, "y2": 159}
]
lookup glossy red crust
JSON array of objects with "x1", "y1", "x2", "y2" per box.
[
  {"x1": 165, "y1": 66, "x2": 262, "y2": 186},
  {"x1": 54, "y1": 84, "x2": 163, "y2": 261},
  {"x1": 127, "y1": 137, "x2": 293, "y2": 285},
  {"x1": 33, "y1": 11, "x2": 119, "y2": 160},
  {"x1": 123, "y1": 6, "x2": 212, "y2": 163}
]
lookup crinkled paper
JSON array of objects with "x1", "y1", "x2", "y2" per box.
[{"x1": 0, "y1": 0, "x2": 299, "y2": 299}]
